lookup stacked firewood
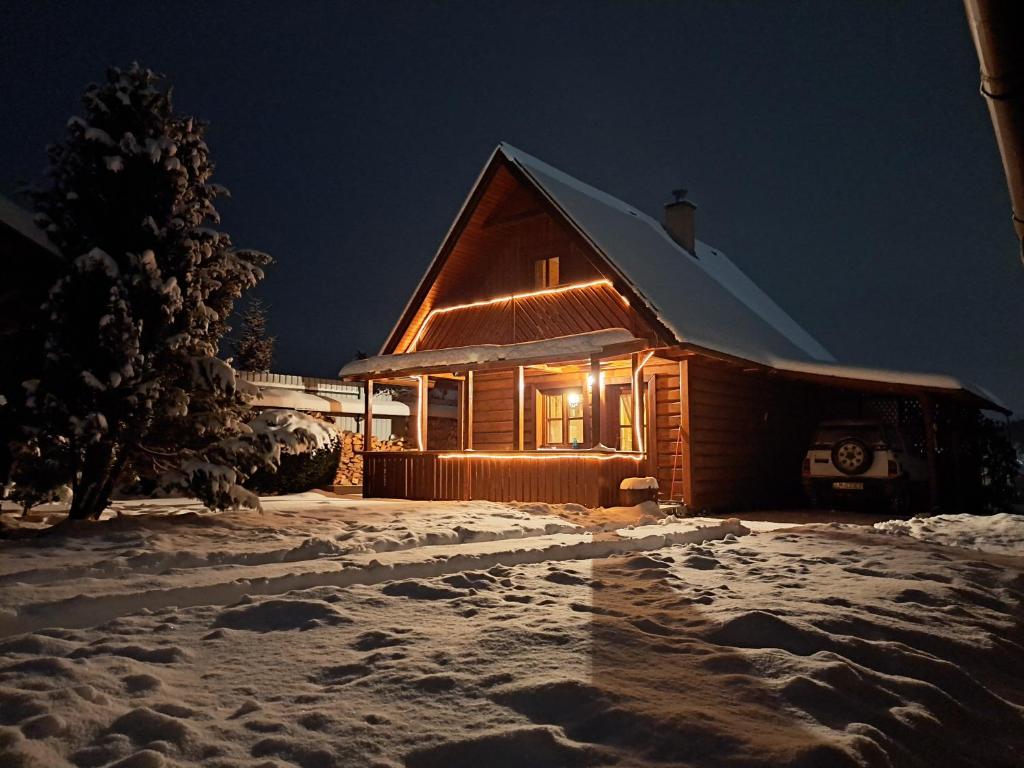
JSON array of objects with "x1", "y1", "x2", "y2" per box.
[{"x1": 333, "y1": 431, "x2": 405, "y2": 486}]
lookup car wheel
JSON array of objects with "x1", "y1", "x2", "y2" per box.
[{"x1": 831, "y1": 438, "x2": 873, "y2": 476}]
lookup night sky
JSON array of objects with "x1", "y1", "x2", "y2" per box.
[{"x1": 3, "y1": 2, "x2": 1021, "y2": 413}]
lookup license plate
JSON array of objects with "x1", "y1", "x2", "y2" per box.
[{"x1": 832, "y1": 481, "x2": 864, "y2": 491}]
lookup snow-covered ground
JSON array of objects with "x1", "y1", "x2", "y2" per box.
[
  {"x1": 0, "y1": 495, "x2": 1022, "y2": 767},
  {"x1": 874, "y1": 512, "x2": 1024, "y2": 557}
]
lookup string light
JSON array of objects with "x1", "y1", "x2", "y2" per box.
[
  {"x1": 437, "y1": 452, "x2": 643, "y2": 461},
  {"x1": 416, "y1": 375, "x2": 427, "y2": 451},
  {"x1": 632, "y1": 350, "x2": 655, "y2": 453},
  {"x1": 407, "y1": 279, "x2": 623, "y2": 351}
]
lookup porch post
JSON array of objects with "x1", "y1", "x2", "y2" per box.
[
  {"x1": 363, "y1": 379, "x2": 374, "y2": 451},
  {"x1": 590, "y1": 356, "x2": 603, "y2": 448},
  {"x1": 466, "y1": 370, "x2": 474, "y2": 450},
  {"x1": 457, "y1": 376, "x2": 465, "y2": 450},
  {"x1": 416, "y1": 375, "x2": 429, "y2": 451},
  {"x1": 920, "y1": 394, "x2": 939, "y2": 511},
  {"x1": 631, "y1": 352, "x2": 644, "y2": 453},
  {"x1": 647, "y1": 373, "x2": 660, "y2": 481},
  {"x1": 513, "y1": 366, "x2": 525, "y2": 450}
]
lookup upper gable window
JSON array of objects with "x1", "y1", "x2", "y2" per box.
[{"x1": 534, "y1": 256, "x2": 560, "y2": 289}]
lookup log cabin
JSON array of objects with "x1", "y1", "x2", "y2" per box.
[{"x1": 339, "y1": 144, "x2": 1007, "y2": 510}]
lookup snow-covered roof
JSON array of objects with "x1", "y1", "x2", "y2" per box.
[
  {"x1": 342, "y1": 328, "x2": 638, "y2": 378},
  {"x1": 769, "y1": 359, "x2": 1008, "y2": 412},
  {"x1": 0, "y1": 194, "x2": 58, "y2": 255},
  {"x1": 497, "y1": 145, "x2": 1006, "y2": 412},
  {"x1": 369, "y1": 144, "x2": 1006, "y2": 412},
  {"x1": 498, "y1": 143, "x2": 835, "y2": 367},
  {"x1": 253, "y1": 387, "x2": 413, "y2": 416}
]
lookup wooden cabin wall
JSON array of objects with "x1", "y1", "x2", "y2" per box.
[
  {"x1": 416, "y1": 282, "x2": 648, "y2": 350},
  {"x1": 431, "y1": 181, "x2": 601, "y2": 308},
  {"x1": 471, "y1": 370, "x2": 514, "y2": 450},
  {"x1": 684, "y1": 359, "x2": 812, "y2": 510},
  {"x1": 392, "y1": 165, "x2": 602, "y2": 352},
  {"x1": 391, "y1": 164, "x2": 663, "y2": 353},
  {"x1": 648, "y1": 360, "x2": 689, "y2": 503}
]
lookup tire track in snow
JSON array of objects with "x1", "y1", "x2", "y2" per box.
[
  {"x1": 0, "y1": 520, "x2": 580, "y2": 585},
  {"x1": 0, "y1": 521, "x2": 747, "y2": 637}
]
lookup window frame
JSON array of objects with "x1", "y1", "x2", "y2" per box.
[
  {"x1": 539, "y1": 387, "x2": 584, "y2": 448},
  {"x1": 617, "y1": 389, "x2": 634, "y2": 452},
  {"x1": 533, "y1": 256, "x2": 561, "y2": 289}
]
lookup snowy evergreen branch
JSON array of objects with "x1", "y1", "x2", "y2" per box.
[{"x1": 8, "y1": 63, "x2": 310, "y2": 520}]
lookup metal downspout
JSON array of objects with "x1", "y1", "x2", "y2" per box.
[{"x1": 964, "y1": 0, "x2": 1024, "y2": 263}]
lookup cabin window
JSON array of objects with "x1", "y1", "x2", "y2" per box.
[
  {"x1": 534, "y1": 256, "x2": 560, "y2": 289},
  {"x1": 542, "y1": 389, "x2": 584, "y2": 447},
  {"x1": 618, "y1": 391, "x2": 634, "y2": 451}
]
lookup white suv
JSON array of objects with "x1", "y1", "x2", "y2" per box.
[{"x1": 802, "y1": 420, "x2": 926, "y2": 513}]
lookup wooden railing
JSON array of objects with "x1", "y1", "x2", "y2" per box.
[{"x1": 362, "y1": 451, "x2": 645, "y2": 507}]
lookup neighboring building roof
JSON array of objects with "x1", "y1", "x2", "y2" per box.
[
  {"x1": 240, "y1": 370, "x2": 455, "y2": 417},
  {"x1": 0, "y1": 194, "x2": 58, "y2": 255}
]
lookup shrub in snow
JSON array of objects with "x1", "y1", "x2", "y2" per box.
[
  {"x1": 246, "y1": 423, "x2": 341, "y2": 495},
  {"x1": 8, "y1": 64, "x2": 308, "y2": 520}
]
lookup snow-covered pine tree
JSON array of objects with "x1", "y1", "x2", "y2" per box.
[
  {"x1": 16, "y1": 63, "x2": 330, "y2": 520},
  {"x1": 233, "y1": 298, "x2": 275, "y2": 372}
]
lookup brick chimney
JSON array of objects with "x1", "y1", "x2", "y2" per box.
[{"x1": 663, "y1": 189, "x2": 696, "y2": 254}]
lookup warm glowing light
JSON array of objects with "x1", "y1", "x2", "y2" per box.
[
  {"x1": 585, "y1": 372, "x2": 606, "y2": 387},
  {"x1": 566, "y1": 390, "x2": 582, "y2": 409},
  {"x1": 632, "y1": 351, "x2": 655, "y2": 453},
  {"x1": 516, "y1": 366, "x2": 525, "y2": 451},
  {"x1": 416, "y1": 375, "x2": 427, "y2": 451},
  {"x1": 408, "y1": 279, "x2": 621, "y2": 351},
  {"x1": 437, "y1": 452, "x2": 643, "y2": 461}
]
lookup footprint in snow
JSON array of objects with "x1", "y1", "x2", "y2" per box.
[
  {"x1": 213, "y1": 599, "x2": 351, "y2": 633},
  {"x1": 352, "y1": 630, "x2": 410, "y2": 651},
  {"x1": 311, "y1": 662, "x2": 373, "y2": 686},
  {"x1": 381, "y1": 579, "x2": 467, "y2": 600}
]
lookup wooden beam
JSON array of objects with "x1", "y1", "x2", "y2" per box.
[
  {"x1": 513, "y1": 366, "x2": 525, "y2": 450},
  {"x1": 590, "y1": 357, "x2": 603, "y2": 449},
  {"x1": 456, "y1": 377, "x2": 465, "y2": 450},
  {"x1": 631, "y1": 352, "x2": 643, "y2": 453},
  {"x1": 363, "y1": 379, "x2": 374, "y2": 451},
  {"x1": 598, "y1": 339, "x2": 652, "y2": 358},
  {"x1": 646, "y1": 372, "x2": 659, "y2": 482},
  {"x1": 466, "y1": 370, "x2": 474, "y2": 450},
  {"x1": 416, "y1": 375, "x2": 429, "y2": 451}
]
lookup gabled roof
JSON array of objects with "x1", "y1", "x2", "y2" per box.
[
  {"x1": 375, "y1": 143, "x2": 1007, "y2": 412},
  {"x1": 499, "y1": 143, "x2": 836, "y2": 367}
]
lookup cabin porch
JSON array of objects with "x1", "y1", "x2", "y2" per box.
[
  {"x1": 361, "y1": 450, "x2": 645, "y2": 507},
  {"x1": 341, "y1": 329, "x2": 669, "y2": 507}
]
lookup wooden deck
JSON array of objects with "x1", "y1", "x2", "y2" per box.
[{"x1": 362, "y1": 451, "x2": 646, "y2": 507}]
